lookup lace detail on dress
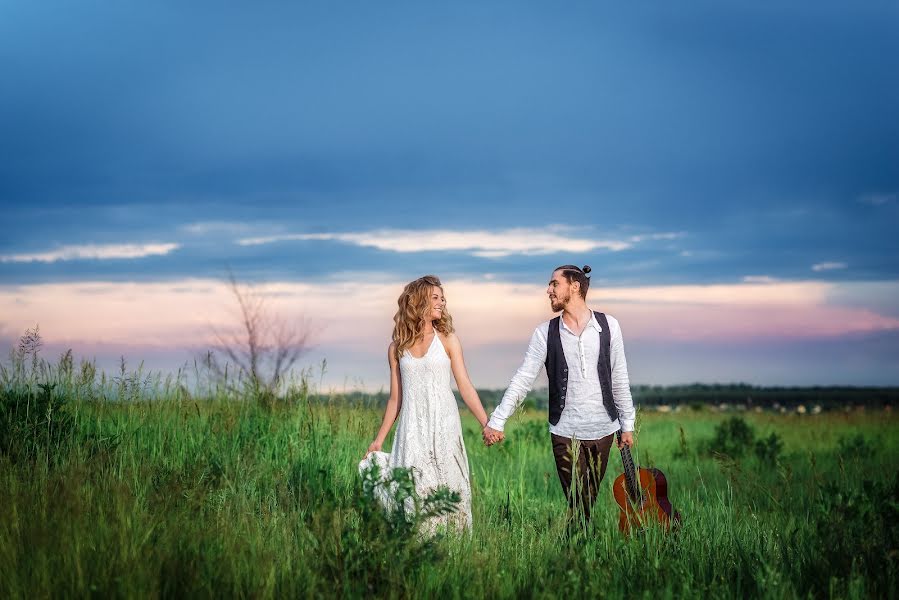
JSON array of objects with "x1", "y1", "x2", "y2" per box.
[{"x1": 359, "y1": 334, "x2": 472, "y2": 533}]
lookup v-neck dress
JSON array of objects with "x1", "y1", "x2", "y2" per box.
[{"x1": 359, "y1": 334, "x2": 472, "y2": 533}]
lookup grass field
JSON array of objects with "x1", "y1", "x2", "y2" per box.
[{"x1": 1, "y1": 356, "x2": 898, "y2": 598}]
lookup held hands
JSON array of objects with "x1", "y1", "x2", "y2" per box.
[
  {"x1": 617, "y1": 431, "x2": 635, "y2": 449},
  {"x1": 482, "y1": 425, "x2": 505, "y2": 447}
]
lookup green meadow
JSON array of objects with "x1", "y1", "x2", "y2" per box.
[{"x1": 2, "y1": 352, "x2": 897, "y2": 599}]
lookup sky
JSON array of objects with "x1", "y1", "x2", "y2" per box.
[{"x1": 1, "y1": 1, "x2": 898, "y2": 390}]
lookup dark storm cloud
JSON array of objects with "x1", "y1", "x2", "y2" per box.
[{"x1": 0, "y1": 0, "x2": 896, "y2": 286}]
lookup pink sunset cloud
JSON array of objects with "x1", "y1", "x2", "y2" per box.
[
  {"x1": 2, "y1": 276, "x2": 897, "y2": 344},
  {"x1": 1, "y1": 277, "x2": 897, "y2": 388}
]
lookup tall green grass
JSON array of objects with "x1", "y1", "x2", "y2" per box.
[{"x1": 1, "y1": 339, "x2": 897, "y2": 598}]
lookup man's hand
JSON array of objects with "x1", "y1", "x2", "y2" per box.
[
  {"x1": 617, "y1": 431, "x2": 634, "y2": 449},
  {"x1": 482, "y1": 425, "x2": 505, "y2": 446}
]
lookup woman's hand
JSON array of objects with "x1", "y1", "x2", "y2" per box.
[
  {"x1": 365, "y1": 440, "x2": 382, "y2": 457},
  {"x1": 482, "y1": 426, "x2": 504, "y2": 446}
]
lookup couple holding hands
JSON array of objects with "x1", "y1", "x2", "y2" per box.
[{"x1": 360, "y1": 264, "x2": 636, "y2": 532}]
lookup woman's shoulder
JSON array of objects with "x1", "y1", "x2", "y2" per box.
[
  {"x1": 437, "y1": 330, "x2": 460, "y2": 349},
  {"x1": 439, "y1": 329, "x2": 459, "y2": 341}
]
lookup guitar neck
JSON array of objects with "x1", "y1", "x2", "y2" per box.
[{"x1": 620, "y1": 443, "x2": 642, "y2": 503}]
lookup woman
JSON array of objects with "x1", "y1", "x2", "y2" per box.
[{"x1": 361, "y1": 275, "x2": 489, "y2": 532}]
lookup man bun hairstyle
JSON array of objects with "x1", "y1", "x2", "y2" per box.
[{"x1": 554, "y1": 264, "x2": 591, "y2": 299}]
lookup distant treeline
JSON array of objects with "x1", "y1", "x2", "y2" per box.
[
  {"x1": 317, "y1": 384, "x2": 898, "y2": 411},
  {"x1": 628, "y1": 384, "x2": 898, "y2": 410}
]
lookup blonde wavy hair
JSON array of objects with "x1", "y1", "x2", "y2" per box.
[{"x1": 392, "y1": 275, "x2": 455, "y2": 361}]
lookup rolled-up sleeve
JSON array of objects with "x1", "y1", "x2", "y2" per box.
[
  {"x1": 487, "y1": 325, "x2": 548, "y2": 431},
  {"x1": 609, "y1": 317, "x2": 636, "y2": 432}
]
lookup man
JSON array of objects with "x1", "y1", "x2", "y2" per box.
[{"x1": 483, "y1": 264, "x2": 636, "y2": 523}]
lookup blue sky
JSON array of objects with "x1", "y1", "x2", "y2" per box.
[{"x1": 1, "y1": 2, "x2": 898, "y2": 388}]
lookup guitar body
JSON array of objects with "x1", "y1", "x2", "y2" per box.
[
  {"x1": 649, "y1": 468, "x2": 681, "y2": 526},
  {"x1": 613, "y1": 444, "x2": 682, "y2": 535}
]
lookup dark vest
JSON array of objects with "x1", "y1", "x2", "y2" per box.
[{"x1": 545, "y1": 311, "x2": 617, "y2": 426}]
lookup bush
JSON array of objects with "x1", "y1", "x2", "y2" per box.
[
  {"x1": 805, "y1": 473, "x2": 899, "y2": 596},
  {"x1": 754, "y1": 432, "x2": 784, "y2": 463},
  {"x1": 358, "y1": 463, "x2": 461, "y2": 537},
  {"x1": 703, "y1": 416, "x2": 756, "y2": 458},
  {"x1": 835, "y1": 433, "x2": 877, "y2": 461},
  {"x1": 314, "y1": 464, "x2": 461, "y2": 596}
]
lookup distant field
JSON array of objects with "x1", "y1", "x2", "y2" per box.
[{"x1": 2, "y1": 376, "x2": 897, "y2": 598}]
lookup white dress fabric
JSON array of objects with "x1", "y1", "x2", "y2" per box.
[{"x1": 359, "y1": 334, "x2": 473, "y2": 533}]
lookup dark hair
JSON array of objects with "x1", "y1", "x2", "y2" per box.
[{"x1": 554, "y1": 264, "x2": 592, "y2": 299}]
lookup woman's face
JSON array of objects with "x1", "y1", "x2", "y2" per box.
[{"x1": 428, "y1": 286, "x2": 446, "y2": 321}]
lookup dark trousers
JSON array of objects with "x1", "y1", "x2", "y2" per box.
[{"x1": 551, "y1": 432, "x2": 615, "y2": 523}]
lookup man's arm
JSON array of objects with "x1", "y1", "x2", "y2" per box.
[
  {"x1": 486, "y1": 325, "x2": 548, "y2": 435},
  {"x1": 609, "y1": 316, "x2": 636, "y2": 436}
]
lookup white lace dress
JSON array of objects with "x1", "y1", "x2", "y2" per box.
[{"x1": 359, "y1": 334, "x2": 473, "y2": 533}]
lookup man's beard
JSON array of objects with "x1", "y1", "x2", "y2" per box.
[{"x1": 550, "y1": 293, "x2": 570, "y2": 312}]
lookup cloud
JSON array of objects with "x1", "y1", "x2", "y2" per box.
[
  {"x1": 596, "y1": 281, "x2": 834, "y2": 308},
  {"x1": 3, "y1": 277, "x2": 898, "y2": 388},
  {"x1": 857, "y1": 193, "x2": 896, "y2": 206},
  {"x1": 742, "y1": 275, "x2": 780, "y2": 284},
  {"x1": 0, "y1": 243, "x2": 180, "y2": 264},
  {"x1": 812, "y1": 262, "x2": 848, "y2": 272},
  {"x1": 627, "y1": 232, "x2": 685, "y2": 243},
  {"x1": 181, "y1": 221, "x2": 255, "y2": 235},
  {"x1": 2, "y1": 277, "x2": 897, "y2": 347},
  {"x1": 236, "y1": 226, "x2": 682, "y2": 258}
]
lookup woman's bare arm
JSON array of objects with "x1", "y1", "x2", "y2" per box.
[
  {"x1": 443, "y1": 333, "x2": 489, "y2": 428},
  {"x1": 367, "y1": 344, "x2": 403, "y2": 455}
]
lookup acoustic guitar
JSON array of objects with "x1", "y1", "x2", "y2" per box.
[{"x1": 612, "y1": 433, "x2": 681, "y2": 535}]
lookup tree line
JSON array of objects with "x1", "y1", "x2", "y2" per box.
[{"x1": 318, "y1": 384, "x2": 898, "y2": 411}]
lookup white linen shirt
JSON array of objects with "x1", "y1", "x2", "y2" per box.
[{"x1": 487, "y1": 311, "x2": 636, "y2": 439}]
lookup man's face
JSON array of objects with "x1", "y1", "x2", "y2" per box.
[{"x1": 546, "y1": 270, "x2": 572, "y2": 312}]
